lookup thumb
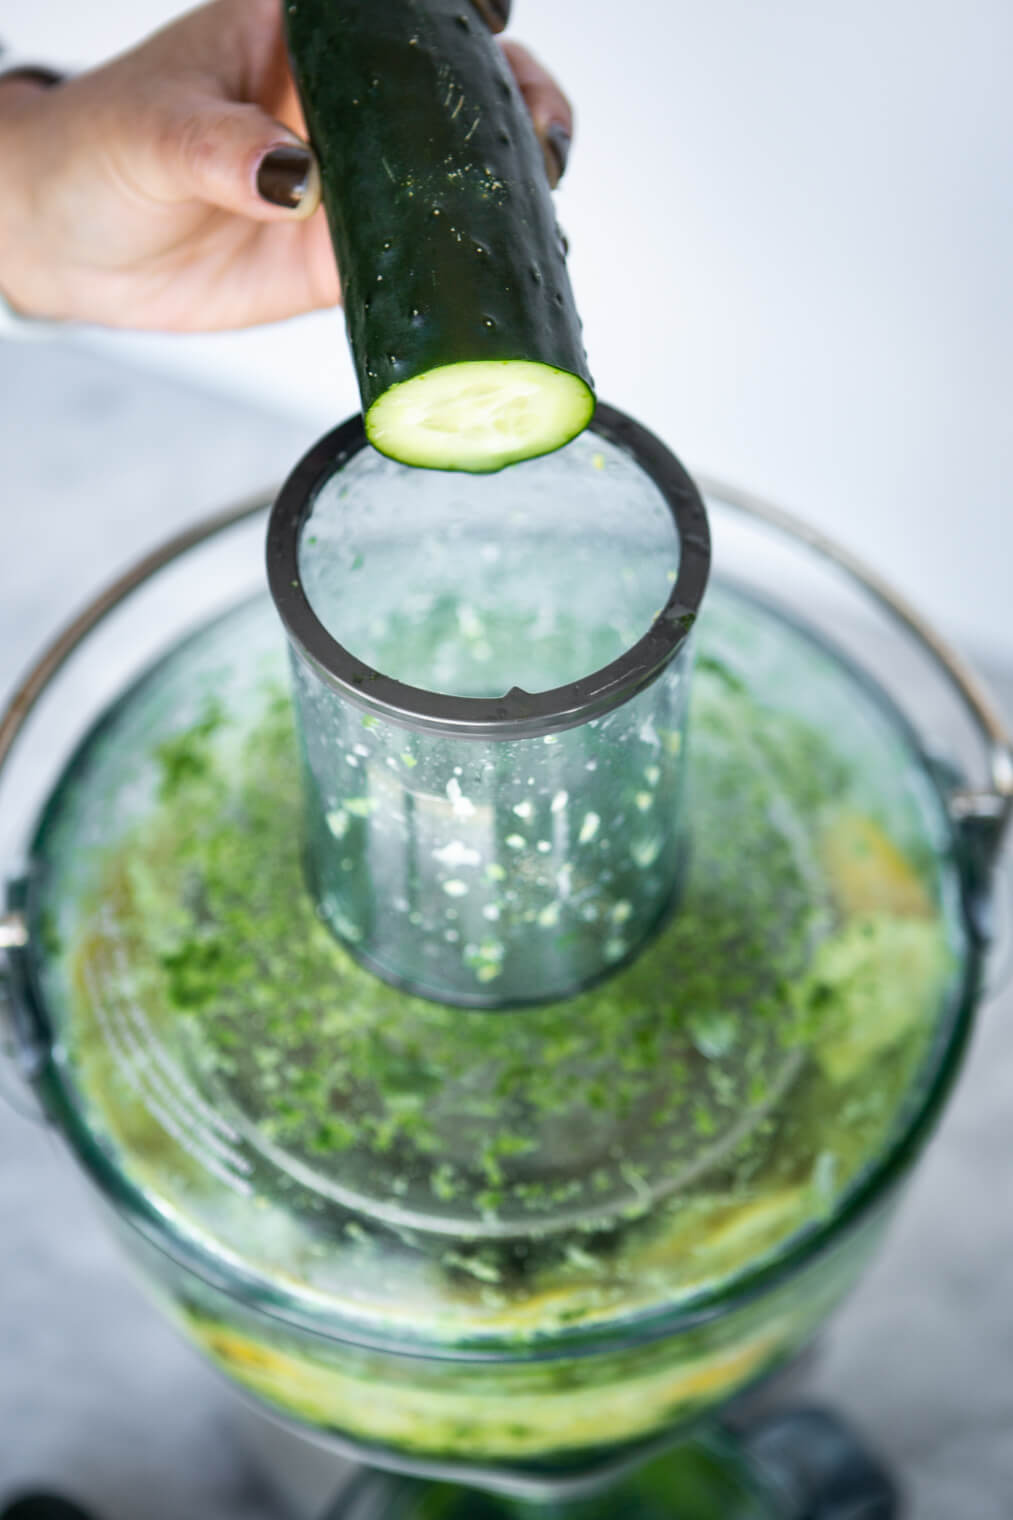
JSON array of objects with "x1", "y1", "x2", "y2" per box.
[{"x1": 152, "y1": 95, "x2": 322, "y2": 221}]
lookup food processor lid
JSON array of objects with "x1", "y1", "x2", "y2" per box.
[
  {"x1": 1, "y1": 455, "x2": 1004, "y2": 1347},
  {"x1": 5, "y1": 572, "x2": 970, "y2": 1276},
  {"x1": 267, "y1": 406, "x2": 711, "y2": 740}
]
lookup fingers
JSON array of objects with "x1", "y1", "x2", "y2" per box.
[
  {"x1": 470, "y1": 7, "x2": 573, "y2": 188},
  {"x1": 499, "y1": 40, "x2": 573, "y2": 188},
  {"x1": 470, "y1": 0, "x2": 511, "y2": 33},
  {"x1": 150, "y1": 94, "x2": 322, "y2": 220},
  {"x1": 144, "y1": 24, "x2": 568, "y2": 223}
]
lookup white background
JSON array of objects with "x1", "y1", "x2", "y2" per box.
[{"x1": 7, "y1": 0, "x2": 1012, "y2": 656}]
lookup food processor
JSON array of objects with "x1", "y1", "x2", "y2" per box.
[
  {"x1": 1, "y1": 5, "x2": 1010, "y2": 1513},
  {"x1": 1, "y1": 398, "x2": 1010, "y2": 1518}
]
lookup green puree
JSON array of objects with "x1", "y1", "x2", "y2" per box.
[
  {"x1": 56, "y1": 642, "x2": 954, "y2": 1335},
  {"x1": 34, "y1": 590, "x2": 961, "y2": 1456}
]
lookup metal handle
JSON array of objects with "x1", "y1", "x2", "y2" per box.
[
  {"x1": 0, "y1": 911, "x2": 26, "y2": 954},
  {"x1": 2, "y1": 478, "x2": 1009, "y2": 866},
  {"x1": 0, "y1": 492, "x2": 276, "y2": 780},
  {"x1": 699, "y1": 477, "x2": 1013, "y2": 876},
  {"x1": 0, "y1": 910, "x2": 45, "y2": 1124},
  {"x1": 0, "y1": 501, "x2": 275, "y2": 1119},
  {"x1": 0, "y1": 476, "x2": 1009, "y2": 1037},
  {"x1": 983, "y1": 841, "x2": 1013, "y2": 1001}
]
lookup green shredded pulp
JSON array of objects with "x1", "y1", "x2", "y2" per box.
[{"x1": 31, "y1": 591, "x2": 962, "y2": 1456}]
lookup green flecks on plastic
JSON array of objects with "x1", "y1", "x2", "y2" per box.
[{"x1": 56, "y1": 627, "x2": 955, "y2": 1350}]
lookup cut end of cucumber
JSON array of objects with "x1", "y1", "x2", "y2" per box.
[{"x1": 365, "y1": 361, "x2": 595, "y2": 473}]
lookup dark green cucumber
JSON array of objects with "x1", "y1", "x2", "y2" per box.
[{"x1": 284, "y1": 0, "x2": 595, "y2": 471}]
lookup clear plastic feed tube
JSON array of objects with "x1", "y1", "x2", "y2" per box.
[{"x1": 268, "y1": 407, "x2": 710, "y2": 1007}]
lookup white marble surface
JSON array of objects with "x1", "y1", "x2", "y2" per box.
[{"x1": 1, "y1": 338, "x2": 1011, "y2": 1519}]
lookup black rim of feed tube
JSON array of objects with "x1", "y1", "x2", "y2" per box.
[{"x1": 266, "y1": 403, "x2": 711, "y2": 741}]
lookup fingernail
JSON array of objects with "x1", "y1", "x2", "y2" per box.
[
  {"x1": 257, "y1": 144, "x2": 314, "y2": 209},
  {"x1": 542, "y1": 123, "x2": 571, "y2": 189},
  {"x1": 470, "y1": 0, "x2": 511, "y2": 31},
  {"x1": 0, "y1": 64, "x2": 65, "y2": 89}
]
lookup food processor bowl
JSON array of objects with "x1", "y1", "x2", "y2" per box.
[{"x1": 0, "y1": 451, "x2": 1009, "y2": 1506}]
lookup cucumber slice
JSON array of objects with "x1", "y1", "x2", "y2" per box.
[
  {"x1": 366, "y1": 360, "x2": 595, "y2": 472},
  {"x1": 284, "y1": 0, "x2": 595, "y2": 472}
]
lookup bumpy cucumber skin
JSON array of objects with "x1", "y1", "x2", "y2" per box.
[{"x1": 283, "y1": 0, "x2": 594, "y2": 461}]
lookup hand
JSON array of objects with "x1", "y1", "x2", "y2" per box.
[{"x1": 0, "y1": 0, "x2": 573, "y2": 333}]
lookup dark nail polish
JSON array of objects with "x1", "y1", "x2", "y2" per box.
[
  {"x1": 542, "y1": 124, "x2": 571, "y2": 188},
  {"x1": 257, "y1": 145, "x2": 313, "y2": 210},
  {"x1": 0, "y1": 64, "x2": 65, "y2": 89},
  {"x1": 471, "y1": 0, "x2": 511, "y2": 32}
]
